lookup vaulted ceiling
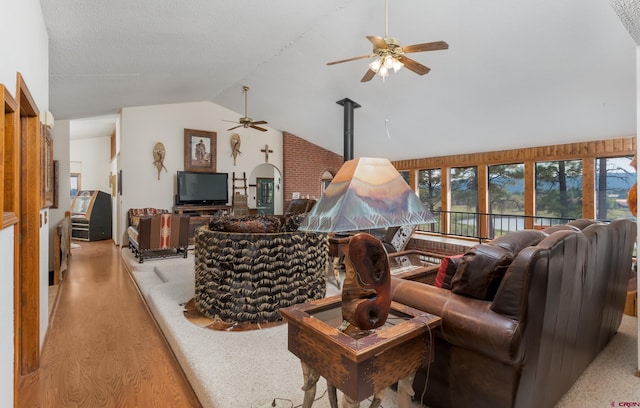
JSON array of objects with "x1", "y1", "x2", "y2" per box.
[{"x1": 40, "y1": 0, "x2": 638, "y2": 161}]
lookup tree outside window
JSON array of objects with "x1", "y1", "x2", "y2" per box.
[
  {"x1": 595, "y1": 156, "x2": 635, "y2": 220},
  {"x1": 535, "y1": 160, "x2": 582, "y2": 220},
  {"x1": 418, "y1": 168, "x2": 441, "y2": 232}
]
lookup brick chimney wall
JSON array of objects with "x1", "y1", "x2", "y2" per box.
[{"x1": 282, "y1": 131, "x2": 344, "y2": 207}]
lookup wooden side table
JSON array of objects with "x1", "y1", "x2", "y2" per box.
[
  {"x1": 388, "y1": 250, "x2": 443, "y2": 284},
  {"x1": 281, "y1": 295, "x2": 441, "y2": 408}
]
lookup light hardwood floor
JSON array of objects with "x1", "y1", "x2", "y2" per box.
[{"x1": 18, "y1": 240, "x2": 202, "y2": 408}]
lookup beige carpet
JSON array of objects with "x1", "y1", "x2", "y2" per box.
[
  {"x1": 122, "y1": 248, "x2": 639, "y2": 407},
  {"x1": 555, "y1": 314, "x2": 639, "y2": 407}
]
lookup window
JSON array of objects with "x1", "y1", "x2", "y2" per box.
[
  {"x1": 595, "y1": 156, "x2": 635, "y2": 220},
  {"x1": 489, "y1": 163, "x2": 525, "y2": 236},
  {"x1": 399, "y1": 170, "x2": 410, "y2": 186},
  {"x1": 418, "y1": 169, "x2": 441, "y2": 212},
  {"x1": 418, "y1": 168, "x2": 441, "y2": 233},
  {"x1": 320, "y1": 170, "x2": 333, "y2": 194},
  {"x1": 451, "y1": 166, "x2": 478, "y2": 212},
  {"x1": 450, "y1": 166, "x2": 478, "y2": 237},
  {"x1": 489, "y1": 163, "x2": 524, "y2": 214},
  {"x1": 535, "y1": 160, "x2": 582, "y2": 220}
]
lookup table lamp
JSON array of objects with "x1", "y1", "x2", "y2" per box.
[{"x1": 298, "y1": 157, "x2": 435, "y2": 331}]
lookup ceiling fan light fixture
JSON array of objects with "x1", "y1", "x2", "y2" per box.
[
  {"x1": 369, "y1": 58, "x2": 382, "y2": 73},
  {"x1": 392, "y1": 59, "x2": 403, "y2": 72},
  {"x1": 383, "y1": 55, "x2": 395, "y2": 69},
  {"x1": 326, "y1": 0, "x2": 447, "y2": 82}
]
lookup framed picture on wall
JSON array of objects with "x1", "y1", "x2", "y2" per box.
[{"x1": 184, "y1": 128, "x2": 216, "y2": 173}]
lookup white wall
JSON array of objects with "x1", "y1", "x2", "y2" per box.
[
  {"x1": 119, "y1": 101, "x2": 283, "y2": 239},
  {"x1": 70, "y1": 136, "x2": 112, "y2": 194},
  {"x1": 0, "y1": 0, "x2": 49, "y2": 405},
  {"x1": 111, "y1": 117, "x2": 120, "y2": 245},
  {"x1": 49, "y1": 120, "x2": 72, "y2": 269}
]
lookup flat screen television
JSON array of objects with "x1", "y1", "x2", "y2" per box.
[{"x1": 176, "y1": 171, "x2": 228, "y2": 205}]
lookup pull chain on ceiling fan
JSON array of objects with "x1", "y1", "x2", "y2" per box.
[
  {"x1": 327, "y1": 0, "x2": 448, "y2": 82},
  {"x1": 224, "y1": 86, "x2": 268, "y2": 132}
]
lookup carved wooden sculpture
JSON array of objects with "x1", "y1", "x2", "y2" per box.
[
  {"x1": 341, "y1": 232, "x2": 391, "y2": 330},
  {"x1": 230, "y1": 133, "x2": 241, "y2": 165},
  {"x1": 152, "y1": 142, "x2": 167, "y2": 180}
]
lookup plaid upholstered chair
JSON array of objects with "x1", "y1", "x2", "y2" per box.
[{"x1": 127, "y1": 208, "x2": 189, "y2": 263}]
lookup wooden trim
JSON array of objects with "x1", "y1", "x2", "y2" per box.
[
  {"x1": 441, "y1": 167, "x2": 450, "y2": 235},
  {"x1": 393, "y1": 137, "x2": 636, "y2": 222},
  {"x1": 392, "y1": 137, "x2": 636, "y2": 170},
  {"x1": 524, "y1": 161, "x2": 535, "y2": 229},
  {"x1": 582, "y1": 157, "x2": 596, "y2": 219},
  {"x1": 16, "y1": 72, "x2": 40, "y2": 379},
  {"x1": 2, "y1": 85, "x2": 19, "y2": 228},
  {"x1": 110, "y1": 129, "x2": 116, "y2": 160}
]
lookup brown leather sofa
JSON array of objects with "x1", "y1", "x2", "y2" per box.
[{"x1": 391, "y1": 218, "x2": 636, "y2": 408}]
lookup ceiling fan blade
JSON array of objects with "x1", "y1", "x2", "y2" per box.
[
  {"x1": 251, "y1": 120, "x2": 268, "y2": 125},
  {"x1": 402, "y1": 41, "x2": 449, "y2": 54},
  {"x1": 250, "y1": 125, "x2": 268, "y2": 132},
  {"x1": 398, "y1": 56, "x2": 431, "y2": 75},
  {"x1": 361, "y1": 69, "x2": 376, "y2": 82},
  {"x1": 367, "y1": 35, "x2": 388, "y2": 50},
  {"x1": 227, "y1": 125, "x2": 243, "y2": 131},
  {"x1": 222, "y1": 119, "x2": 239, "y2": 123},
  {"x1": 327, "y1": 54, "x2": 372, "y2": 66}
]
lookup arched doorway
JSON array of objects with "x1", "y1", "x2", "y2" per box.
[{"x1": 249, "y1": 163, "x2": 283, "y2": 215}]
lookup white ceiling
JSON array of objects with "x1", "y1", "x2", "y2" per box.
[{"x1": 40, "y1": 0, "x2": 638, "y2": 160}]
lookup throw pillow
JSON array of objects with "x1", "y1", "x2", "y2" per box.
[
  {"x1": 434, "y1": 254, "x2": 463, "y2": 289},
  {"x1": 450, "y1": 244, "x2": 513, "y2": 300}
]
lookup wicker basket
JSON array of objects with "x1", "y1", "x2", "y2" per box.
[{"x1": 194, "y1": 226, "x2": 327, "y2": 324}]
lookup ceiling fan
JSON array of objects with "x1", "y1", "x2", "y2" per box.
[
  {"x1": 224, "y1": 86, "x2": 268, "y2": 132},
  {"x1": 327, "y1": 0, "x2": 448, "y2": 82}
]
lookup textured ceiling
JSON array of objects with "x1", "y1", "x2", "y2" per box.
[
  {"x1": 40, "y1": 0, "x2": 638, "y2": 160},
  {"x1": 610, "y1": 0, "x2": 640, "y2": 43}
]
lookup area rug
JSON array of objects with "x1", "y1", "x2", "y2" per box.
[{"x1": 182, "y1": 298, "x2": 287, "y2": 332}]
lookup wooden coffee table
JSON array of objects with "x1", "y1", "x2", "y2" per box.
[{"x1": 281, "y1": 295, "x2": 441, "y2": 408}]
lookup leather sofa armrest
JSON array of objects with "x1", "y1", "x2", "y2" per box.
[{"x1": 391, "y1": 277, "x2": 521, "y2": 365}]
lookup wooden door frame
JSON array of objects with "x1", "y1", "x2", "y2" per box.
[{"x1": 15, "y1": 73, "x2": 41, "y2": 381}]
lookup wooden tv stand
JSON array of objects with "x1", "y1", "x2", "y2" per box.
[
  {"x1": 172, "y1": 204, "x2": 232, "y2": 215},
  {"x1": 172, "y1": 205, "x2": 232, "y2": 244}
]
